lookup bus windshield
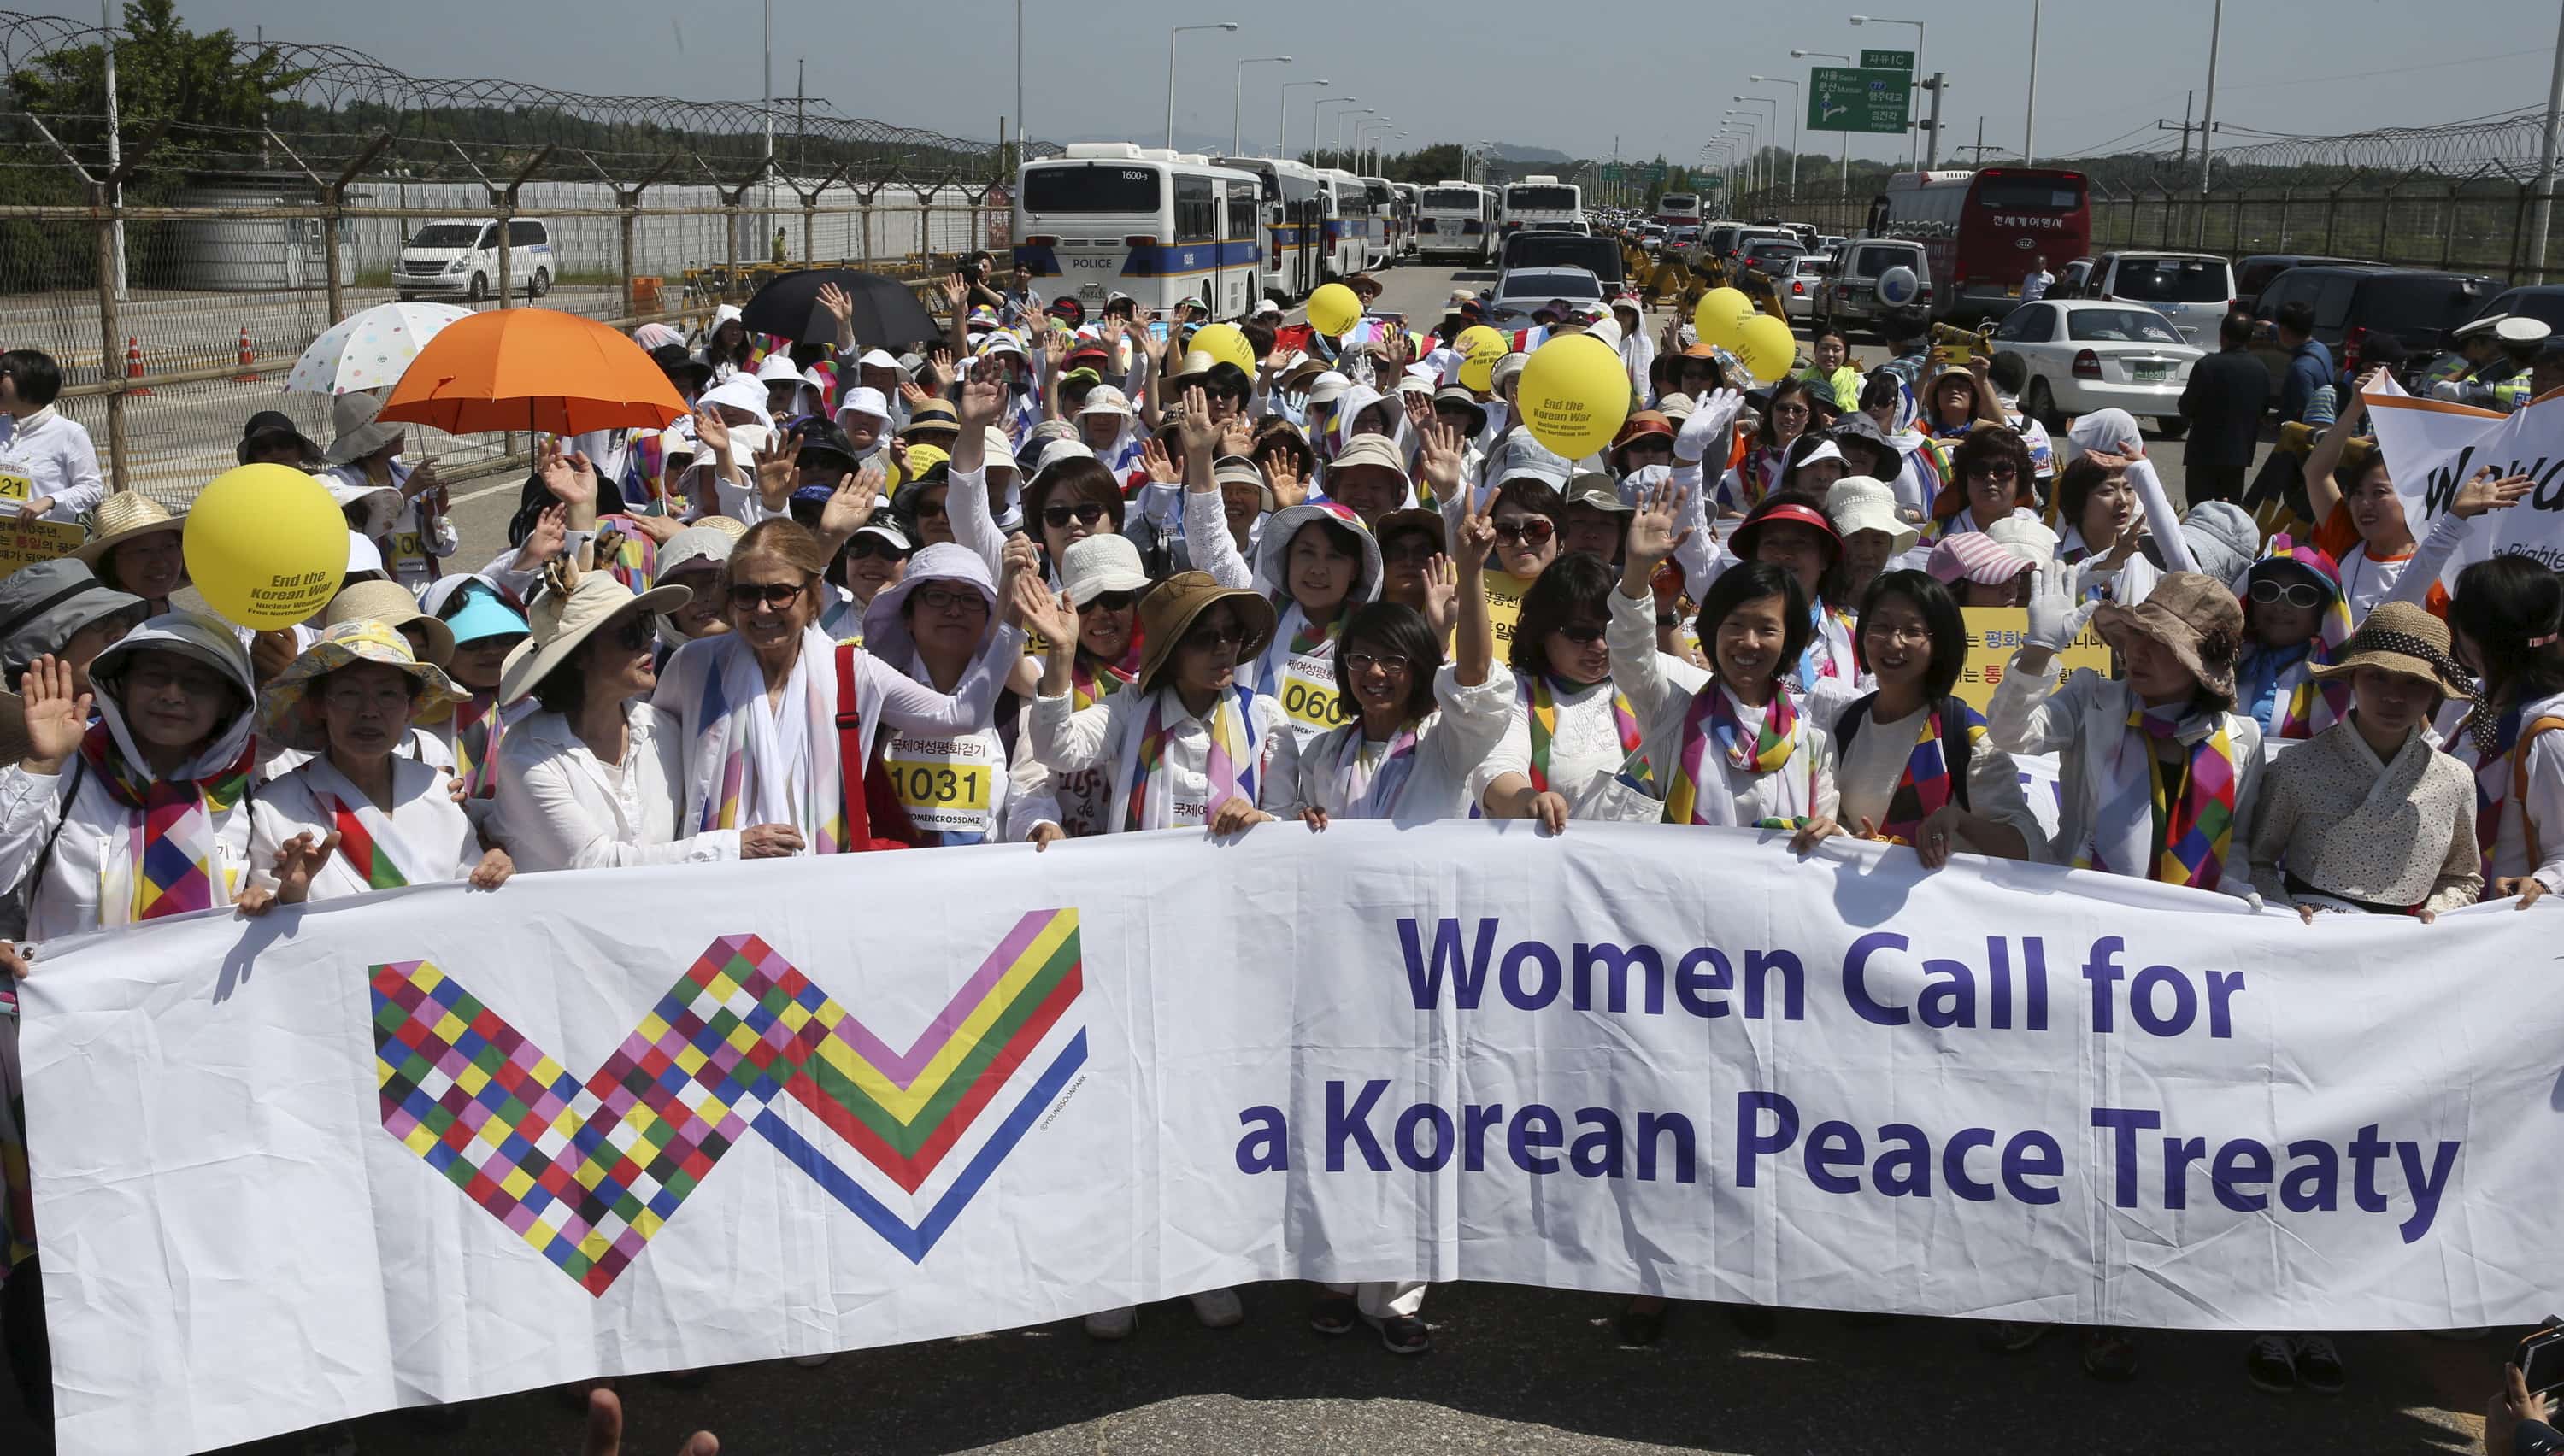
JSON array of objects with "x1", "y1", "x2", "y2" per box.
[
  {"x1": 1975, "y1": 177, "x2": 2085, "y2": 211},
  {"x1": 1660, "y1": 194, "x2": 1698, "y2": 211},
  {"x1": 1422, "y1": 188, "x2": 1480, "y2": 210},
  {"x1": 1507, "y1": 186, "x2": 1578, "y2": 211},
  {"x1": 1022, "y1": 164, "x2": 1163, "y2": 214}
]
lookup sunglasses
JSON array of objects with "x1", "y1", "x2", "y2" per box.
[
  {"x1": 848, "y1": 536, "x2": 909, "y2": 561},
  {"x1": 1078, "y1": 590, "x2": 1141, "y2": 614},
  {"x1": 1552, "y1": 624, "x2": 1608, "y2": 645},
  {"x1": 1968, "y1": 462, "x2": 2020, "y2": 482},
  {"x1": 2249, "y1": 578, "x2": 2328, "y2": 610},
  {"x1": 1043, "y1": 501, "x2": 1111, "y2": 529},
  {"x1": 604, "y1": 617, "x2": 654, "y2": 651},
  {"x1": 1344, "y1": 651, "x2": 1414, "y2": 675},
  {"x1": 1381, "y1": 537, "x2": 1439, "y2": 563},
  {"x1": 727, "y1": 580, "x2": 807, "y2": 609},
  {"x1": 911, "y1": 496, "x2": 949, "y2": 520},
  {"x1": 1183, "y1": 623, "x2": 1246, "y2": 650},
  {"x1": 1493, "y1": 518, "x2": 1556, "y2": 546}
]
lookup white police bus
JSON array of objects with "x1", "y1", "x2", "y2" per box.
[
  {"x1": 1014, "y1": 144, "x2": 1261, "y2": 318},
  {"x1": 1212, "y1": 154, "x2": 1329, "y2": 304},
  {"x1": 1499, "y1": 175, "x2": 1586, "y2": 238},
  {"x1": 1318, "y1": 167, "x2": 1378, "y2": 278},
  {"x1": 1417, "y1": 180, "x2": 1497, "y2": 264}
]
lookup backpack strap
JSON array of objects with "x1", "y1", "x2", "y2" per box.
[
  {"x1": 834, "y1": 641, "x2": 918, "y2": 853},
  {"x1": 1938, "y1": 696, "x2": 1975, "y2": 814},
  {"x1": 2513, "y1": 716, "x2": 2564, "y2": 869}
]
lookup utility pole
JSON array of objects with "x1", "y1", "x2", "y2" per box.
[
  {"x1": 2197, "y1": 0, "x2": 2223, "y2": 198},
  {"x1": 102, "y1": 0, "x2": 124, "y2": 302},
  {"x1": 2532, "y1": 0, "x2": 2564, "y2": 282},
  {"x1": 1920, "y1": 72, "x2": 1946, "y2": 169}
]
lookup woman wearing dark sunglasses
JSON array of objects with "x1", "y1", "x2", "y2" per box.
[
  {"x1": 2232, "y1": 539, "x2": 2351, "y2": 742},
  {"x1": 1932, "y1": 426, "x2": 2038, "y2": 540},
  {"x1": 653, "y1": 519, "x2": 1026, "y2": 854},
  {"x1": 944, "y1": 376, "x2": 1123, "y2": 591},
  {"x1": 1006, "y1": 533, "x2": 1151, "y2": 840}
]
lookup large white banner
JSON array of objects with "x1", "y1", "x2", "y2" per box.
[
  {"x1": 2368, "y1": 385, "x2": 2564, "y2": 572},
  {"x1": 22, "y1": 823, "x2": 2564, "y2": 1453}
]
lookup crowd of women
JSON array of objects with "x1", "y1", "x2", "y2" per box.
[{"x1": 1, "y1": 254, "x2": 2560, "y2": 1432}]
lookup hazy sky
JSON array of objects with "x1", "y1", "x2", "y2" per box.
[{"x1": 22, "y1": 0, "x2": 2562, "y2": 166}]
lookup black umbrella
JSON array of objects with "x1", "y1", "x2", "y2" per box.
[{"x1": 739, "y1": 268, "x2": 943, "y2": 349}]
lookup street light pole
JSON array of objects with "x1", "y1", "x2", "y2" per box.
[
  {"x1": 1314, "y1": 97, "x2": 1357, "y2": 167},
  {"x1": 2532, "y1": 2, "x2": 2564, "y2": 281},
  {"x1": 1750, "y1": 77, "x2": 1804, "y2": 203},
  {"x1": 2022, "y1": 0, "x2": 2041, "y2": 167},
  {"x1": 1166, "y1": 21, "x2": 1239, "y2": 151},
  {"x1": 1278, "y1": 78, "x2": 1328, "y2": 156},
  {"x1": 1849, "y1": 15, "x2": 1926, "y2": 168},
  {"x1": 2196, "y1": 0, "x2": 2222, "y2": 199},
  {"x1": 1738, "y1": 93, "x2": 1791, "y2": 200},
  {"x1": 1231, "y1": 56, "x2": 1291, "y2": 157}
]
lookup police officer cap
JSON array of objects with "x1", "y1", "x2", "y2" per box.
[
  {"x1": 2496, "y1": 317, "x2": 2552, "y2": 347},
  {"x1": 2452, "y1": 314, "x2": 2510, "y2": 340}
]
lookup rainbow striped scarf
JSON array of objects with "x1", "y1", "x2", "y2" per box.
[
  {"x1": 1071, "y1": 655, "x2": 1133, "y2": 712},
  {"x1": 450, "y1": 693, "x2": 502, "y2": 800},
  {"x1": 1526, "y1": 673, "x2": 1644, "y2": 796},
  {"x1": 2079, "y1": 707, "x2": 2238, "y2": 889},
  {"x1": 79, "y1": 721, "x2": 254, "y2": 924},
  {"x1": 1123, "y1": 685, "x2": 1258, "y2": 831},
  {"x1": 694, "y1": 631, "x2": 849, "y2": 854},
  {"x1": 1330, "y1": 719, "x2": 1421, "y2": 819},
  {"x1": 1662, "y1": 683, "x2": 1798, "y2": 825},
  {"x1": 1873, "y1": 703, "x2": 1988, "y2": 845},
  {"x1": 599, "y1": 514, "x2": 660, "y2": 594}
]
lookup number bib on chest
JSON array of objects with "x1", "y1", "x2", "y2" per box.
[
  {"x1": 881, "y1": 730, "x2": 998, "y2": 837},
  {"x1": 0, "y1": 469, "x2": 32, "y2": 504},
  {"x1": 1277, "y1": 651, "x2": 1349, "y2": 735},
  {"x1": 387, "y1": 531, "x2": 432, "y2": 575}
]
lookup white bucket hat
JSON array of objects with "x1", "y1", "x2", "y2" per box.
[
  {"x1": 1822, "y1": 476, "x2": 1920, "y2": 555},
  {"x1": 836, "y1": 385, "x2": 892, "y2": 428},
  {"x1": 1306, "y1": 371, "x2": 1352, "y2": 408},
  {"x1": 1079, "y1": 385, "x2": 1134, "y2": 418},
  {"x1": 1060, "y1": 533, "x2": 1152, "y2": 606},
  {"x1": 860, "y1": 542, "x2": 997, "y2": 673}
]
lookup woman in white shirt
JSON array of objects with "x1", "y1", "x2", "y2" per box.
[
  {"x1": 1479, "y1": 551, "x2": 1669, "y2": 827},
  {"x1": 1007, "y1": 534, "x2": 1148, "y2": 840},
  {"x1": 495, "y1": 562, "x2": 803, "y2": 872},
  {"x1": 1832, "y1": 570, "x2": 2041, "y2": 864},
  {"x1": 862, "y1": 543, "x2": 1058, "y2": 848},
  {"x1": 240, "y1": 622, "x2": 510, "y2": 907},
  {"x1": 2447, "y1": 555, "x2": 2564, "y2": 904},
  {"x1": 654, "y1": 519, "x2": 1023, "y2": 855},
  {"x1": 0, "y1": 349, "x2": 107, "y2": 524}
]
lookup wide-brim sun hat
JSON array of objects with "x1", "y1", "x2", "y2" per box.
[
  {"x1": 236, "y1": 409, "x2": 320, "y2": 466},
  {"x1": 1984, "y1": 514, "x2": 2061, "y2": 567},
  {"x1": 1432, "y1": 385, "x2": 1487, "y2": 436},
  {"x1": 1213, "y1": 456, "x2": 1275, "y2": 515},
  {"x1": 861, "y1": 543, "x2": 997, "y2": 671},
  {"x1": 320, "y1": 390, "x2": 403, "y2": 467},
  {"x1": 1729, "y1": 500, "x2": 1843, "y2": 566},
  {"x1": 259, "y1": 619, "x2": 465, "y2": 752},
  {"x1": 498, "y1": 571, "x2": 692, "y2": 707},
  {"x1": 1060, "y1": 532, "x2": 1153, "y2": 605},
  {"x1": 2091, "y1": 571, "x2": 2245, "y2": 704},
  {"x1": 1305, "y1": 372, "x2": 1352, "y2": 408},
  {"x1": 75, "y1": 490, "x2": 183, "y2": 568},
  {"x1": 1136, "y1": 570, "x2": 1277, "y2": 695},
  {"x1": 1327, "y1": 436, "x2": 1412, "y2": 496},
  {"x1": 0, "y1": 558, "x2": 144, "y2": 679},
  {"x1": 323, "y1": 579, "x2": 457, "y2": 666},
  {"x1": 1254, "y1": 500, "x2": 1385, "y2": 605},
  {"x1": 1823, "y1": 476, "x2": 1920, "y2": 555},
  {"x1": 1079, "y1": 385, "x2": 1134, "y2": 418},
  {"x1": 2308, "y1": 600, "x2": 2473, "y2": 697},
  {"x1": 325, "y1": 478, "x2": 403, "y2": 540}
]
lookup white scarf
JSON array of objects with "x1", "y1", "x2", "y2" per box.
[
  {"x1": 1327, "y1": 718, "x2": 1422, "y2": 819},
  {"x1": 303, "y1": 754, "x2": 441, "y2": 887},
  {"x1": 691, "y1": 627, "x2": 850, "y2": 853}
]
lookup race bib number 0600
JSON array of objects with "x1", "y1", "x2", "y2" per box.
[{"x1": 1279, "y1": 654, "x2": 1348, "y2": 732}]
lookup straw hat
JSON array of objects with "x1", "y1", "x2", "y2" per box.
[
  {"x1": 1136, "y1": 571, "x2": 1275, "y2": 695},
  {"x1": 498, "y1": 568, "x2": 691, "y2": 707},
  {"x1": 75, "y1": 490, "x2": 182, "y2": 568},
  {"x1": 259, "y1": 619, "x2": 464, "y2": 752},
  {"x1": 1824, "y1": 476, "x2": 1920, "y2": 555},
  {"x1": 2308, "y1": 601, "x2": 2473, "y2": 697},
  {"x1": 2092, "y1": 572, "x2": 2245, "y2": 704},
  {"x1": 323, "y1": 579, "x2": 456, "y2": 667}
]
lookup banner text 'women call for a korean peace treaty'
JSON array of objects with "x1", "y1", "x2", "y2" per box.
[{"x1": 21, "y1": 823, "x2": 2561, "y2": 1454}]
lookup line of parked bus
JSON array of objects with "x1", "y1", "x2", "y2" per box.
[{"x1": 1014, "y1": 145, "x2": 1598, "y2": 316}]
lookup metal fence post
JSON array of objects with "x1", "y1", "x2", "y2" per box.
[
  {"x1": 2443, "y1": 177, "x2": 2465, "y2": 271},
  {"x1": 2377, "y1": 175, "x2": 2400, "y2": 265},
  {"x1": 2321, "y1": 183, "x2": 2346, "y2": 256},
  {"x1": 93, "y1": 186, "x2": 125, "y2": 493}
]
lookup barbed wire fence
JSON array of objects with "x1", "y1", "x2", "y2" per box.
[
  {"x1": 1729, "y1": 102, "x2": 2564, "y2": 285},
  {"x1": 0, "y1": 9, "x2": 1057, "y2": 506}
]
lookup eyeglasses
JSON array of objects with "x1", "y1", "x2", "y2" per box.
[
  {"x1": 848, "y1": 537, "x2": 909, "y2": 561},
  {"x1": 1551, "y1": 624, "x2": 1608, "y2": 645},
  {"x1": 1043, "y1": 501, "x2": 1111, "y2": 529},
  {"x1": 1344, "y1": 651, "x2": 1414, "y2": 675},
  {"x1": 126, "y1": 662, "x2": 227, "y2": 697},
  {"x1": 1492, "y1": 518, "x2": 1556, "y2": 546},
  {"x1": 914, "y1": 585, "x2": 988, "y2": 614},
  {"x1": 727, "y1": 580, "x2": 807, "y2": 609},
  {"x1": 1968, "y1": 461, "x2": 2020, "y2": 482},
  {"x1": 321, "y1": 681, "x2": 413, "y2": 712},
  {"x1": 2249, "y1": 578, "x2": 2328, "y2": 610},
  {"x1": 1078, "y1": 590, "x2": 1141, "y2": 614}
]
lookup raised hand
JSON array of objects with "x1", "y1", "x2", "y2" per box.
[
  {"x1": 1403, "y1": 390, "x2": 1437, "y2": 436},
  {"x1": 619, "y1": 510, "x2": 681, "y2": 545},
  {"x1": 1624, "y1": 476, "x2": 1691, "y2": 572},
  {"x1": 1141, "y1": 437, "x2": 1181, "y2": 487},
  {"x1": 1263, "y1": 450, "x2": 1306, "y2": 511},
  {"x1": 924, "y1": 347, "x2": 956, "y2": 389},
  {"x1": 941, "y1": 276, "x2": 968, "y2": 313},
  {"x1": 1675, "y1": 387, "x2": 1744, "y2": 466},
  {"x1": 515, "y1": 504, "x2": 569, "y2": 571},
  {"x1": 1042, "y1": 331, "x2": 1070, "y2": 369},
  {"x1": 2452, "y1": 467, "x2": 2534, "y2": 520},
  {"x1": 17, "y1": 654, "x2": 91, "y2": 770},
  {"x1": 2023, "y1": 563, "x2": 2096, "y2": 657},
  {"x1": 752, "y1": 430, "x2": 803, "y2": 508},
  {"x1": 956, "y1": 374, "x2": 1006, "y2": 430},
  {"x1": 1420, "y1": 553, "x2": 1460, "y2": 640},
  {"x1": 692, "y1": 409, "x2": 731, "y2": 461},
  {"x1": 1417, "y1": 420, "x2": 1466, "y2": 500},
  {"x1": 1220, "y1": 412, "x2": 1254, "y2": 460},
  {"x1": 1176, "y1": 386, "x2": 1220, "y2": 461},
  {"x1": 1001, "y1": 531, "x2": 1042, "y2": 589},
  {"x1": 898, "y1": 379, "x2": 934, "y2": 410},
  {"x1": 818, "y1": 281, "x2": 854, "y2": 329},
  {"x1": 1014, "y1": 575, "x2": 1080, "y2": 647},
  {"x1": 820, "y1": 466, "x2": 882, "y2": 540}
]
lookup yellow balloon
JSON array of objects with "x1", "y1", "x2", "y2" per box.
[
  {"x1": 1455, "y1": 324, "x2": 1508, "y2": 392},
  {"x1": 1455, "y1": 325, "x2": 1505, "y2": 357},
  {"x1": 1732, "y1": 314, "x2": 1802, "y2": 385},
  {"x1": 1693, "y1": 286, "x2": 1755, "y2": 349},
  {"x1": 181, "y1": 463, "x2": 350, "y2": 630},
  {"x1": 1515, "y1": 333, "x2": 1632, "y2": 460},
  {"x1": 1308, "y1": 282, "x2": 1361, "y2": 337},
  {"x1": 1189, "y1": 321, "x2": 1255, "y2": 374}
]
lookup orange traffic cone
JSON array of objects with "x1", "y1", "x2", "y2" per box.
[
  {"x1": 233, "y1": 326, "x2": 257, "y2": 382},
  {"x1": 124, "y1": 337, "x2": 150, "y2": 396}
]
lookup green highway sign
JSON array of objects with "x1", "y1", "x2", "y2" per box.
[
  {"x1": 1861, "y1": 48, "x2": 1915, "y2": 72},
  {"x1": 1809, "y1": 66, "x2": 1912, "y2": 135}
]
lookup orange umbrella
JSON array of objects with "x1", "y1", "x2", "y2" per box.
[{"x1": 376, "y1": 308, "x2": 688, "y2": 437}]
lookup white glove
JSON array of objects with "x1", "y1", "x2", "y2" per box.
[
  {"x1": 1674, "y1": 387, "x2": 1746, "y2": 466},
  {"x1": 2024, "y1": 563, "x2": 2098, "y2": 653}
]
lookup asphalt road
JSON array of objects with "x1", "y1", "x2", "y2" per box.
[{"x1": 3, "y1": 265, "x2": 2416, "y2": 1456}]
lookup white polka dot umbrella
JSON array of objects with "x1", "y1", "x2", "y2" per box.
[{"x1": 282, "y1": 301, "x2": 474, "y2": 396}]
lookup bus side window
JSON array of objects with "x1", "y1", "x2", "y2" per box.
[{"x1": 1176, "y1": 176, "x2": 1216, "y2": 244}]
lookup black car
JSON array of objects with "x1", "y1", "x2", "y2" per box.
[
  {"x1": 2233, "y1": 254, "x2": 2379, "y2": 311},
  {"x1": 2249, "y1": 266, "x2": 2494, "y2": 394},
  {"x1": 2462, "y1": 285, "x2": 2564, "y2": 334}
]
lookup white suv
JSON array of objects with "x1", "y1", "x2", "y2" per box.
[
  {"x1": 395, "y1": 218, "x2": 555, "y2": 302},
  {"x1": 2081, "y1": 250, "x2": 2234, "y2": 347}
]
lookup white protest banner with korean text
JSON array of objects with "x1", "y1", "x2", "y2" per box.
[
  {"x1": 2367, "y1": 384, "x2": 2564, "y2": 571},
  {"x1": 21, "y1": 823, "x2": 2564, "y2": 1454}
]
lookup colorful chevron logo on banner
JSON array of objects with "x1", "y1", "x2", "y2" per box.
[{"x1": 368, "y1": 909, "x2": 1085, "y2": 1295}]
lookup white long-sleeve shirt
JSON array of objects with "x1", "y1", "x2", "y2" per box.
[
  {"x1": 492, "y1": 702, "x2": 739, "y2": 872},
  {"x1": 246, "y1": 756, "x2": 482, "y2": 901},
  {"x1": 1603, "y1": 584, "x2": 1840, "y2": 826},
  {"x1": 1257, "y1": 665, "x2": 1514, "y2": 825},
  {"x1": 0, "y1": 408, "x2": 106, "y2": 522},
  {"x1": 0, "y1": 760, "x2": 253, "y2": 942},
  {"x1": 1026, "y1": 683, "x2": 1288, "y2": 832},
  {"x1": 2479, "y1": 690, "x2": 2564, "y2": 895}
]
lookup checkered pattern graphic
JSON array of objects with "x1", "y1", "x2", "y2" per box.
[
  {"x1": 372, "y1": 939, "x2": 820, "y2": 1296},
  {"x1": 368, "y1": 911, "x2": 1084, "y2": 1295}
]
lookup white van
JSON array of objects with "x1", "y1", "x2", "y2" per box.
[
  {"x1": 395, "y1": 218, "x2": 555, "y2": 302},
  {"x1": 2084, "y1": 250, "x2": 2236, "y2": 347}
]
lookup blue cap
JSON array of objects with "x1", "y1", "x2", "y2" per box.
[{"x1": 444, "y1": 588, "x2": 531, "y2": 645}]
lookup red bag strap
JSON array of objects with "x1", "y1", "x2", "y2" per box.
[{"x1": 834, "y1": 641, "x2": 874, "y2": 851}]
